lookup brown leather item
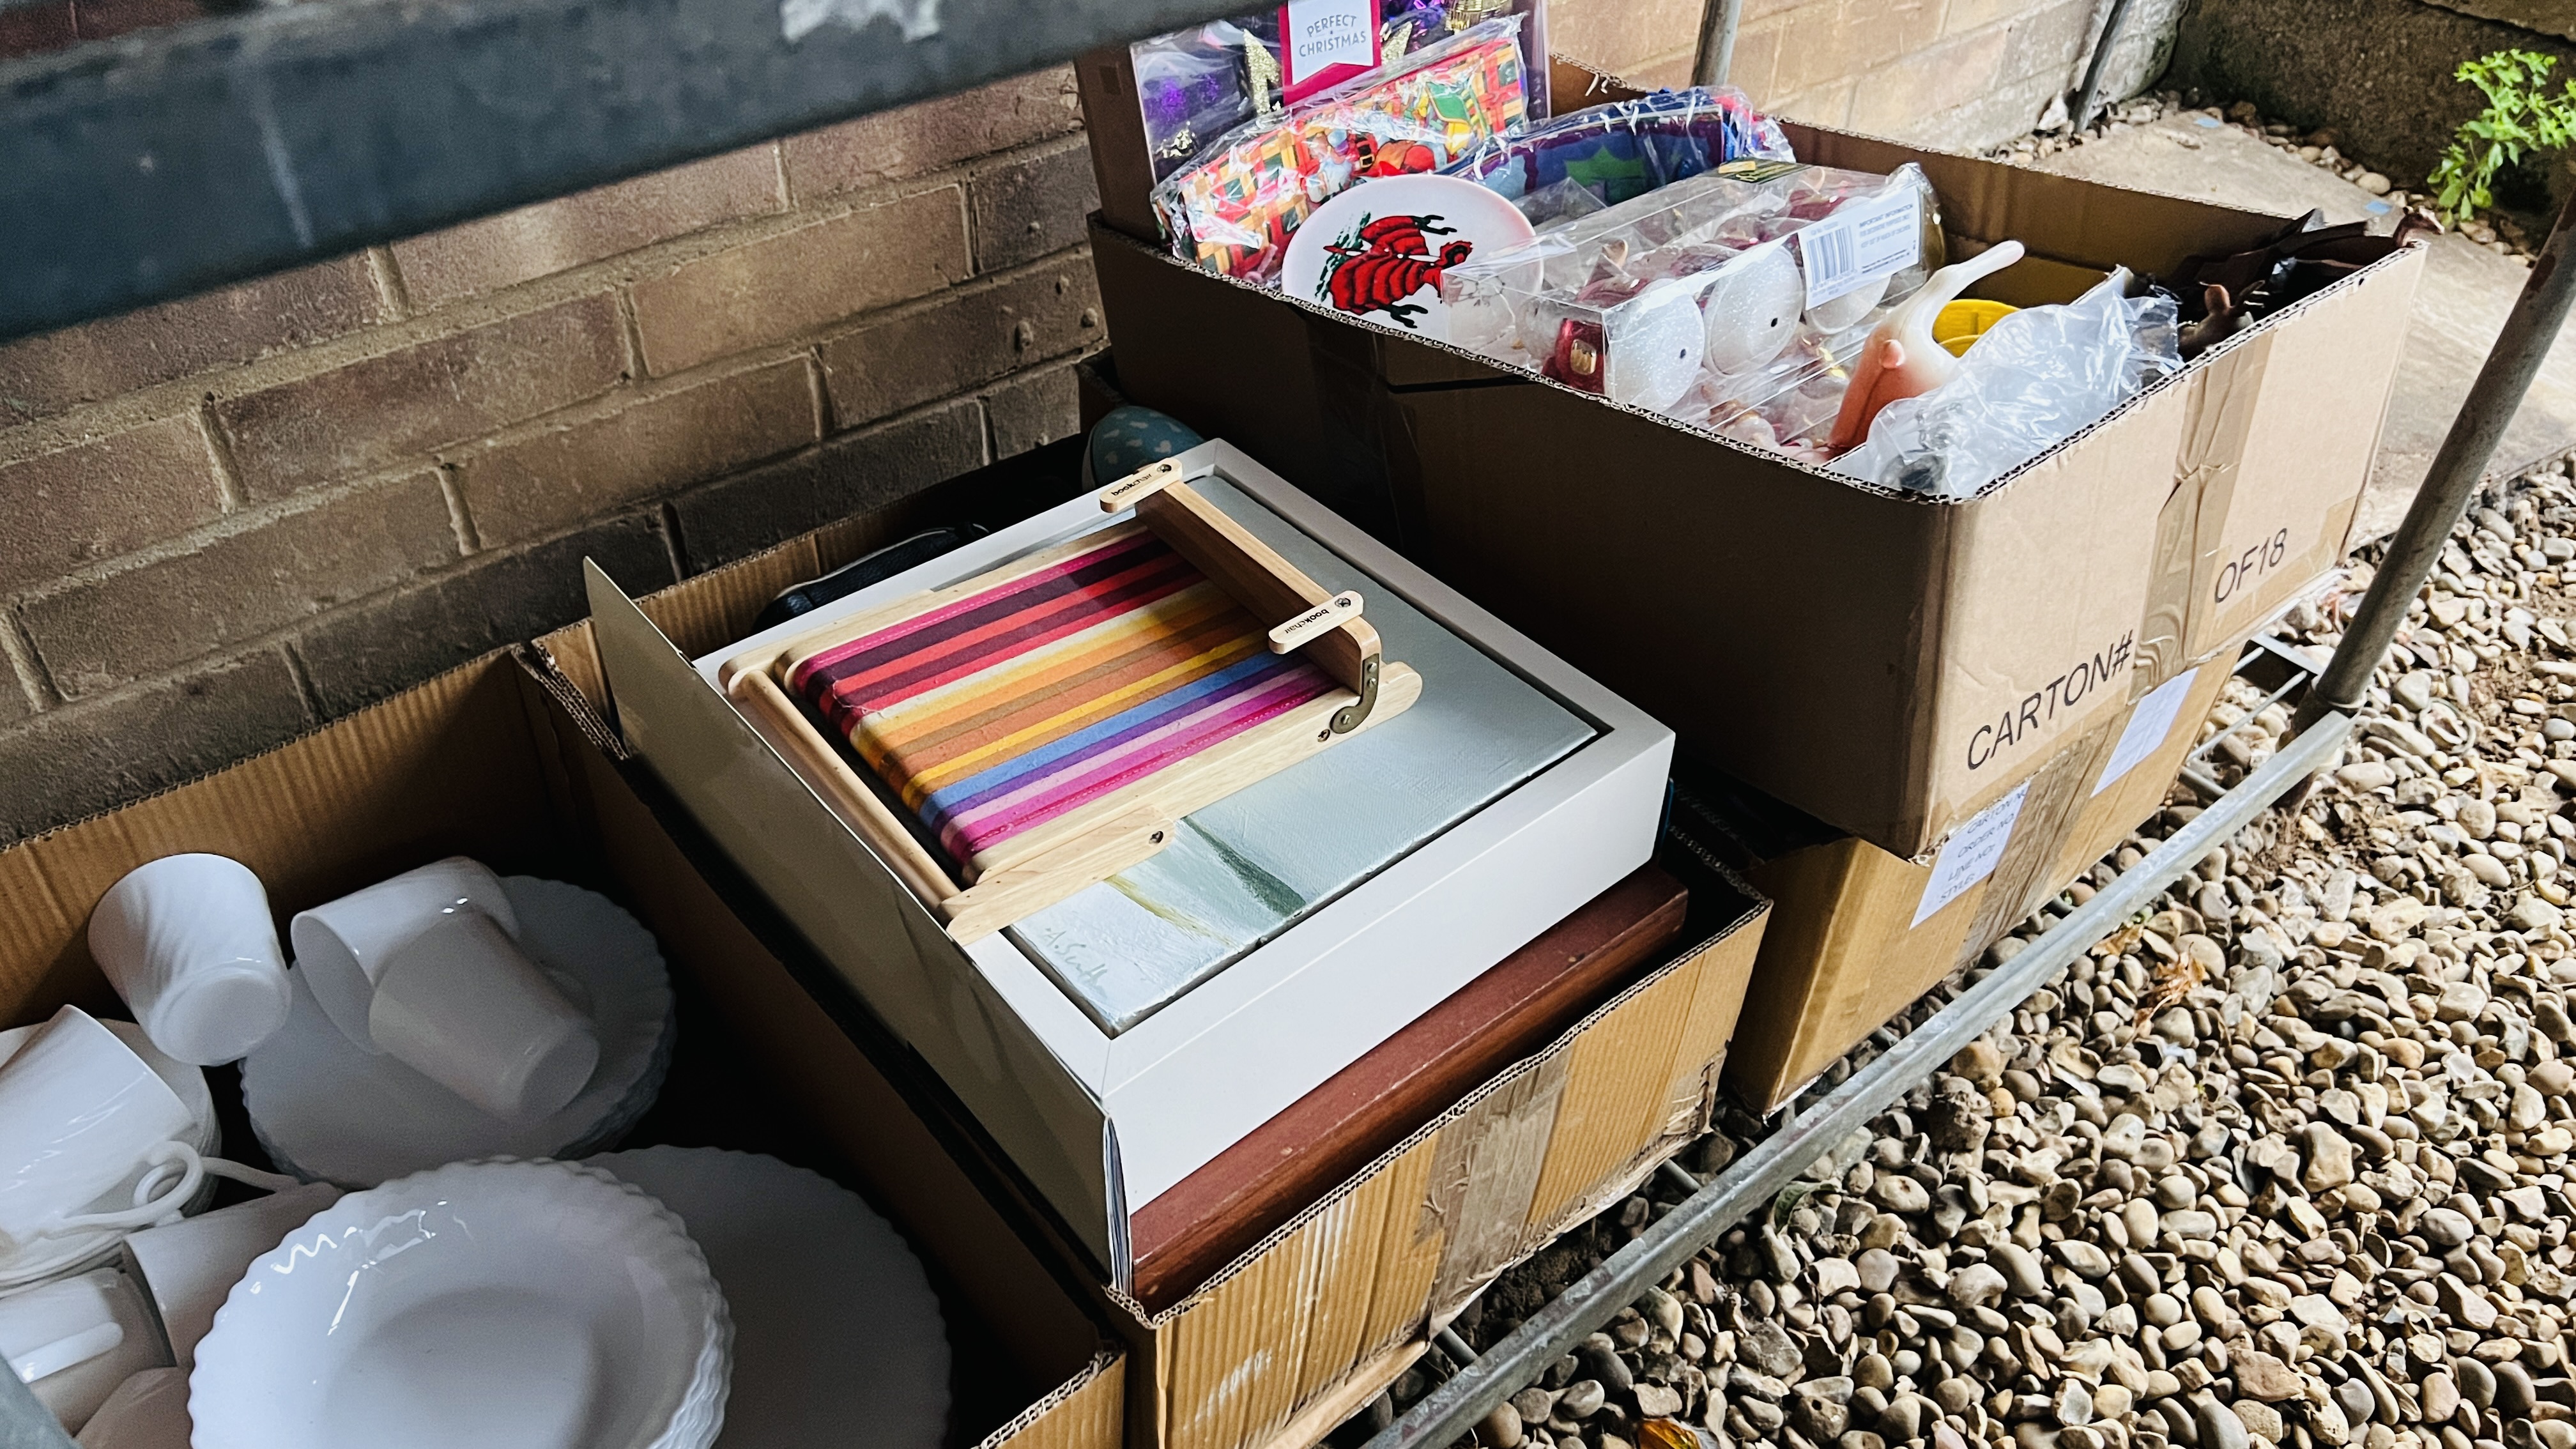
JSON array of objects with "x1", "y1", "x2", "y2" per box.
[{"x1": 1127, "y1": 863, "x2": 1691, "y2": 1310}]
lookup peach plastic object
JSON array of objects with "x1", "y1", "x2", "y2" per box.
[
  {"x1": 1933, "y1": 298, "x2": 2019, "y2": 357},
  {"x1": 1825, "y1": 241, "x2": 2026, "y2": 456}
]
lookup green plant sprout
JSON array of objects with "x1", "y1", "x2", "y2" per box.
[{"x1": 2428, "y1": 48, "x2": 2576, "y2": 226}]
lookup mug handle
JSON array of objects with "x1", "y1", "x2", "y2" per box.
[
  {"x1": 41, "y1": 1142, "x2": 203, "y2": 1238},
  {"x1": 201, "y1": 1156, "x2": 303, "y2": 1195},
  {"x1": 126, "y1": 1151, "x2": 303, "y2": 1216}
]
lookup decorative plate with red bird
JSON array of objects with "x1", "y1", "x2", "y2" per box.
[{"x1": 1280, "y1": 174, "x2": 1535, "y2": 341}]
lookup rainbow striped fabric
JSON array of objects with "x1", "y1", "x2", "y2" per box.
[{"x1": 787, "y1": 524, "x2": 1336, "y2": 875}]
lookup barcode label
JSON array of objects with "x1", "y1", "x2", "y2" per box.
[{"x1": 1798, "y1": 189, "x2": 1925, "y2": 308}]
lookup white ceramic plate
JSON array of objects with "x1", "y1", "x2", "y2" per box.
[
  {"x1": 190, "y1": 1158, "x2": 730, "y2": 1449},
  {"x1": 243, "y1": 877, "x2": 673, "y2": 1186},
  {"x1": 1281, "y1": 173, "x2": 1536, "y2": 343},
  {"x1": 0, "y1": 1018, "x2": 217, "y2": 1290},
  {"x1": 590, "y1": 1147, "x2": 949, "y2": 1449}
]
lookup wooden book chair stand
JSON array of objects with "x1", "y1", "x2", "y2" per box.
[{"x1": 717, "y1": 460, "x2": 1422, "y2": 943}]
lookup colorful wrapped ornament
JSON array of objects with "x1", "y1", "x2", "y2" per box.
[{"x1": 1153, "y1": 17, "x2": 1529, "y2": 282}]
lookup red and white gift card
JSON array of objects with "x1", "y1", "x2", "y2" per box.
[{"x1": 1278, "y1": 0, "x2": 1381, "y2": 104}]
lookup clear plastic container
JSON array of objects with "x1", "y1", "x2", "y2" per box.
[
  {"x1": 1442, "y1": 86, "x2": 1791, "y2": 212},
  {"x1": 1440, "y1": 162, "x2": 1944, "y2": 454}
]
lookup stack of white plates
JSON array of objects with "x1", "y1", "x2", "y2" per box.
[
  {"x1": 590, "y1": 1147, "x2": 949, "y2": 1448},
  {"x1": 243, "y1": 878, "x2": 674, "y2": 1186},
  {"x1": 190, "y1": 1158, "x2": 731, "y2": 1449},
  {"x1": 0, "y1": 1019, "x2": 217, "y2": 1291}
]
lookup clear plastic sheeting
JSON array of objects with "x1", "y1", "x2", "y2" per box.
[
  {"x1": 1829, "y1": 271, "x2": 2182, "y2": 499},
  {"x1": 1149, "y1": 17, "x2": 1529, "y2": 282},
  {"x1": 1441, "y1": 164, "x2": 1941, "y2": 441}
]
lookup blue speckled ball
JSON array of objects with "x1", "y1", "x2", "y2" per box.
[{"x1": 1084, "y1": 406, "x2": 1206, "y2": 488}]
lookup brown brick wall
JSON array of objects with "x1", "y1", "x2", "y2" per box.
[
  {"x1": 0, "y1": 66, "x2": 1101, "y2": 842},
  {"x1": 0, "y1": 11, "x2": 2184, "y2": 843},
  {"x1": 1547, "y1": 0, "x2": 2184, "y2": 151}
]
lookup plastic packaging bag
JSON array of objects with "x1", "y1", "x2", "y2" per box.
[
  {"x1": 1133, "y1": 22, "x2": 1267, "y2": 184},
  {"x1": 1443, "y1": 87, "x2": 1793, "y2": 210},
  {"x1": 1130, "y1": 1, "x2": 1553, "y2": 185},
  {"x1": 1152, "y1": 17, "x2": 1529, "y2": 282},
  {"x1": 1828, "y1": 270, "x2": 2182, "y2": 498},
  {"x1": 1440, "y1": 163, "x2": 1942, "y2": 427}
]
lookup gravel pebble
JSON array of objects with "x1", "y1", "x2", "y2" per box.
[{"x1": 1451, "y1": 459, "x2": 2576, "y2": 1449}]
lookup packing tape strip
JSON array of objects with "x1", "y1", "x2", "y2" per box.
[
  {"x1": 1948, "y1": 710, "x2": 2126, "y2": 972},
  {"x1": 1419, "y1": 1052, "x2": 1570, "y2": 1314},
  {"x1": 2135, "y1": 327, "x2": 2274, "y2": 694}
]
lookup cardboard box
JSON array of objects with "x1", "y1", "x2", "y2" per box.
[
  {"x1": 530, "y1": 445, "x2": 1770, "y2": 1449},
  {"x1": 1676, "y1": 645, "x2": 2237, "y2": 1109},
  {"x1": 1084, "y1": 74, "x2": 2424, "y2": 860},
  {"x1": 1108, "y1": 861, "x2": 1758, "y2": 1449},
  {"x1": 0, "y1": 650, "x2": 1124, "y2": 1449},
  {"x1": 576, "y1": 439, "x2": 1674, "y2": 1282}
]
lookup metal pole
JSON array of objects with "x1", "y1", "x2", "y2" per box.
[
  {"x1": 1692, "y1": 0, "x2": 1745, "y2": 89},
  {"x1": 2068, "y1": 0, "x2": 2139, "y2": 132},
  {"x1": 1357, "y1": 712, "x2": 2356, "y2": 1449},
  {"x1": 2293, "y1": 186, "x2": 2576, "y2": 737}
]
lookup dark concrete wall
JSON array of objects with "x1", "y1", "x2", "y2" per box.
[{"x1": 2170, "y1": 0, "x2": 2576, "y2": 201}]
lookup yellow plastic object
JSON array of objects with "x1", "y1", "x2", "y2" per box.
[{"x1": 1933, "y1": 299, "x2": 2018, "y2": 356}]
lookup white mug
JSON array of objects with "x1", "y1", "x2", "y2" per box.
[
  {"x1": 0, "y1": 1009, "x2": 207, "y2": 1260},
  {"x1": 74, "y1": 1367, "x2": 190, "y2": 1449},
  {"x1": 122, "y1": 1181, "x2": 341, "y2": 1368},
  {"x1": 87, "y1": 855, "x2": 293, "y2": 1068},
  {"x1": 289, "y1": 857, "x2": 520, "y2": 1054},
  {"x1": 367, "y1": 910, "x2": 600, "y2": 1121},
  {"x1": 0, "y1": 1268, "x2": 170, "y2": 1434}
]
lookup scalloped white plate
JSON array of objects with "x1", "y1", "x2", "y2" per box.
[
  {"x1": 590, "y1": 1147, "x2": 947, "y2": 1449},
  {"x1": 244, "y1": 878, "x2": 672, "y2": 1186},
  {"x1": 190, "y1": 1158, "x2": 729, "y2": 1449}
]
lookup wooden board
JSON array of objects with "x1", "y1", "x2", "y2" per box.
[
  {"x1": 1127, "y1": 864, "x2": 1690, "y2": 1310},
  {"x1": 711, "y1": 484, "x2": 1419, "y2": 943},
  {"x1": 1137, "y1": 482, "x2": 1381, "y2": 696}
]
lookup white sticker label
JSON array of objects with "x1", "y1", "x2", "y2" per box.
[
  {"x1": 1799, "y1": 189, "x2": 1924, "y2": 308},
  {"x1": 1280, "y1": 0, "x2": 1379, "y2": 94},
  {"x1": 1269, "y1": 590, "x2": 1364, "y2": 651},
  {"x1": 1913, "y1": 781, "x2": 2030, "y2": 928},
  {"x1": 2092, "y1": 666, "x2": 2205, "y2": 797}
]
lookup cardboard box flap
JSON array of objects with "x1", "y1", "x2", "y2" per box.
[
  {"x1": 978, "y1": 1349, "x2": 1127, "y2": 1449},
  {"x1": 583, "y1": 560, "x2": 1123, "y2": 1273},
  {"x1": 0, "y1": 661, "x2": 574, "y2": 1025},
  {"x1": 1781, "y1": 121, "x2": 2288, "y2": 275},
  {"x1": 2170, "y1": 243, "x2": 2426, "y2": 657}
]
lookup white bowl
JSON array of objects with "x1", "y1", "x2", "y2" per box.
[{"x1": 190, "y1": 1158, "x2": 730, "y2": 1449}]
